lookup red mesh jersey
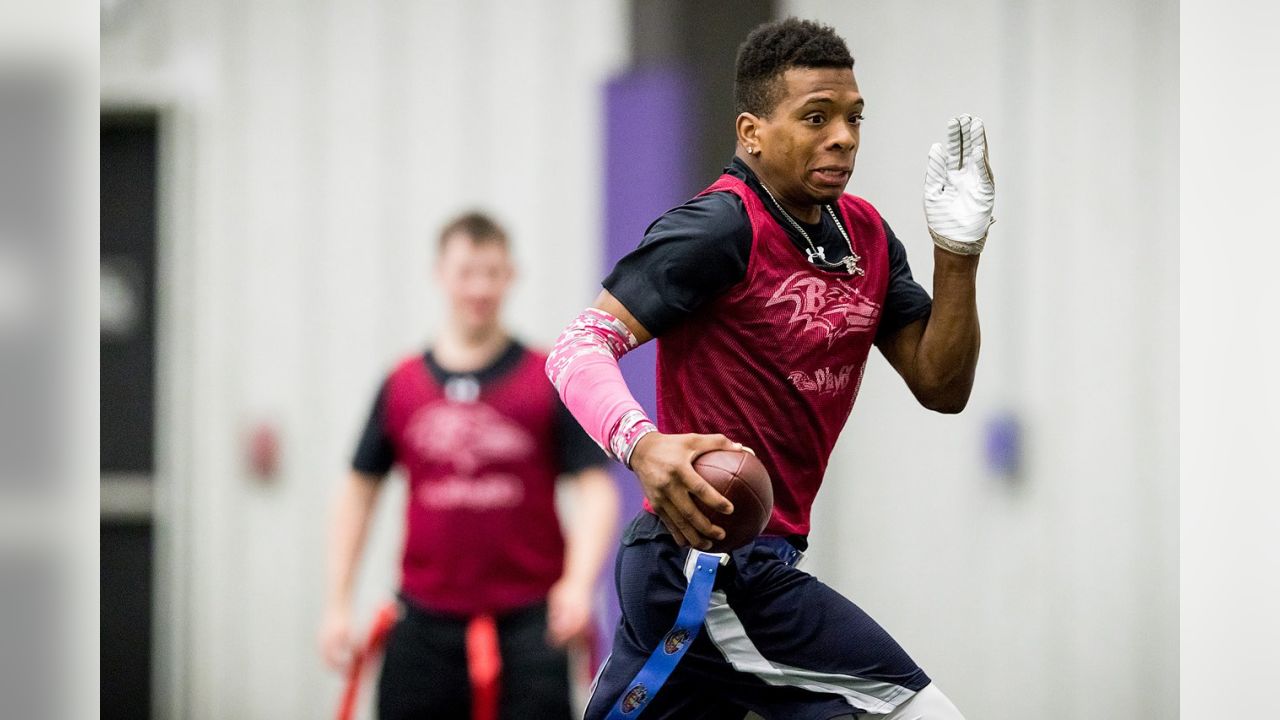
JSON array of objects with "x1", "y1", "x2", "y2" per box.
[
  {"x1": 381, "y1": 349, "x2": 564, "y2": 615},
  {"x1": 654, "y1": 175, "x2": 890, "y2": 536}
]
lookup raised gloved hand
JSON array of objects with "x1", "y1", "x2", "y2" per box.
[{"x1": 923, "y1": 114, "x2": 995, "y2": 255}]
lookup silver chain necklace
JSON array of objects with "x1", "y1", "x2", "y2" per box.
[{"x1": 759, "y1": 181, "x2": 864, "y2": 276}]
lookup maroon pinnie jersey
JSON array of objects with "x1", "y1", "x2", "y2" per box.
[
  {"x1": 653, "y1": 174, "x2": 890, "y2": 536},
  {"x1": 380, "y1": 350, "x2": 565, "y2": 615}
]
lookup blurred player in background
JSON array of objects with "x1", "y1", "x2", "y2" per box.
[
  {"x1": 547, "y1": 18, "x2": 992, "y2": 720},
  {"x1": 321, "y1": 212, "x2": 618, "y2": 719}
]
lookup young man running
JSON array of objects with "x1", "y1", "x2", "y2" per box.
[{"x1": 548, "y1": 18, "x2": 991, "y2": 720}]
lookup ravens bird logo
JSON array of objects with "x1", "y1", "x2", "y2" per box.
[{"x1": 766, "y1": 271, "x2": 880, "y2": 347}]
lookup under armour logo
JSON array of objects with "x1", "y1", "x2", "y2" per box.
[{"x1": 444, "y1": 376, "x2": 480, "y2": 403}]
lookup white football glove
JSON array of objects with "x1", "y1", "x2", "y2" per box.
[{"x1": 923, "y1": 114, "x2": 995, "y2": 255}]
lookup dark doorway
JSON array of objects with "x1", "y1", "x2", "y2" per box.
[{"x1": 100, "y1": 111, "x2": 159, "y2": 720}]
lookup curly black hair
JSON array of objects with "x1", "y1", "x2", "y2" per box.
[{"x1": 734, "y1": 18, "x2": 855, "y2": 116}]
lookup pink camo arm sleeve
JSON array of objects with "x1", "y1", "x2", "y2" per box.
[{"x1": 546, "y1": 308, "x2": 657, "y2": 467}]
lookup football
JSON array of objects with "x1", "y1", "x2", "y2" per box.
[{"x1": 691, "y1": 449, "x2": 774, "y2": 553}]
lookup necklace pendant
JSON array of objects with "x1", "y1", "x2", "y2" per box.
[
  {"x1": 806, "y1": 246, "x2": 827, "y2": 265},
  {"x1": 843, "y1": 255, "x2": 865, "y2": 276}
]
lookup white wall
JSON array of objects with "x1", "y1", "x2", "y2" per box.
[
  {"x1": 786, "y1": 1, "x2": 1178, "y2": 718},
  {"x1": 101, "y1": 1, "x2": 629, "y2": 717}
]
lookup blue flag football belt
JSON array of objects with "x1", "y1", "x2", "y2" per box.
[{"x1": 604, "y1": 537, "x2": 805, "y2": 719}]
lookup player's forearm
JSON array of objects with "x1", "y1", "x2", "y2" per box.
[
  {"x1": 325, "y1": 472, "x2": 381, "y2": 610},
  {"x1": 913, "y1": 249, "x2": 981, "y2": 413},
  {"x1": 560, "y1": 468, "x2": 620, "y2": 588},
  {"x1": 546, "y1": 308, "x2": 655, "y2": 465}
]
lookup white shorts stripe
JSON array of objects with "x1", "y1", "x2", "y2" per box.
[{"x1": 702, "y1": 590, "x2": 917, "y2": 714}]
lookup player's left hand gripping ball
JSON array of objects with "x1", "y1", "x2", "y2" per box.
[{"x1": 923, "y1": 114, "x2": 995, "y2": 255}]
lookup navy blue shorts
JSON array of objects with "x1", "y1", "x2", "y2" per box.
[{"x1": 585, "y1": 512, "x2": 930, "y2": 719}]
